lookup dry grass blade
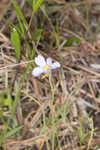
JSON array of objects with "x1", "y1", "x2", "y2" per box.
[{"x1": 77, "y1": 65, "x2": 100, "y2": 78}]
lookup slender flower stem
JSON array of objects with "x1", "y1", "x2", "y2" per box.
[
  {"x1": 49, "y1": 73, "x2": 54, "y2": 105},
  {"x1": 49, "y1": 73, "x2": 55, "y2": 150}
]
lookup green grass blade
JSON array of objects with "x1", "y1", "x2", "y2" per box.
[
  {"x1": 5, "y1": 126, "x2": 23, "y2": 138},
  {"x1": 17, "y1": 15, "x2": 26, "y2": 38},
  {"x1": 33, "y1": 0, "x2": 44, "y2": 14},
  {"x1": 10, "y1": 0, "x2": 28, "y2": 26},
  {"x1": 11, "y1": 28, "x2": 21, "y2": 60},
  {"x1": 12, "y1": 64, "x2": 31, "y2": 114},
  {"x1": 29, "y1": 29, "x2": 43, "y2": 41}
]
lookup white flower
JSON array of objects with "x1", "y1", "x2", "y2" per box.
[{"x1": 32, "y1": 55, "x2": 60, "y2": 77}]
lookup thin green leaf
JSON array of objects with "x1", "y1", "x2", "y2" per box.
[
  {"x1": 33, "y1": 0, "x2": 44, "y2": 14},
  {"x1": 10, "y1": 0, "x2": 28, "y2": 26},
  {"x1": 5, "y1": 126, "x2": 23, "y2": 138},
  {"x1": 29, "y1": 29, "x2": 43, "y2": 41},
  {"x1": 17, "y1": 15, "x2": 26, "y2": 38},
  {"x1": 11, "y1": 28, "x2": 21, "y2": 60},
  {"x1": 65, "y1": 37, "x2": 81, "y2": 47},
  {"x1": 12, "y1": 64, "x2": 31, "y2": 114}
]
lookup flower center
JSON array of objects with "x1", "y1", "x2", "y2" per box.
[{"x1": 44, "y1": 65, "x2": 50, "y2": 71}]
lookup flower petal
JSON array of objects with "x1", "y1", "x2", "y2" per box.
[
  {"x1": 32, "y1": 67, "x2": 43, "y2": 77},
  {"x1": 35, "y1": 55, "x2": 46, "y2": 67},
  {"x1": 51, "y1": 62, "x2": 61, "y2": 69},
  {"x1": 46, "y1": 57, "x2": 52, "y2": 66}
]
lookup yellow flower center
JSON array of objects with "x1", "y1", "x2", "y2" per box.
[{"x1": 44, "y1": 65, "x2": 50, "y2": 71}]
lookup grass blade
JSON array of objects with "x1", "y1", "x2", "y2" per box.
[
  {"x1": 11, "y1": 28, "x2": 21, "y2": 60},
  {"x1": 33, "y1": 0, "x2": 44, "y2": 14}
]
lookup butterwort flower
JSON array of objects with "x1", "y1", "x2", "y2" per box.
[{"x1": 32, "y1": 55, "x2": 60, "y2": 77}]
